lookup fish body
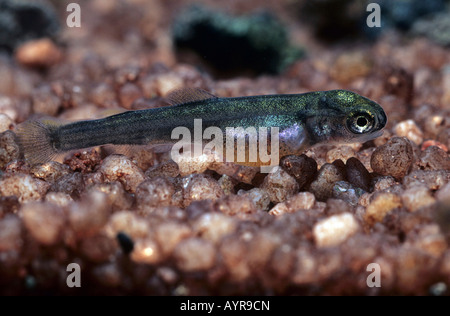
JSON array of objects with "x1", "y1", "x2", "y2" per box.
[{"x1": 17, "y1": 88, "x2": 387, "y2": 166}]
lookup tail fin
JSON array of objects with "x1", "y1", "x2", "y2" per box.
[{"x1": 16, "y1": 119, "x2": 60, "y2": 165}]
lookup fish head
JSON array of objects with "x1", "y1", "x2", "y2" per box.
[{"x1": 305, "y1": 90, "x2": 387, "y2": 145}]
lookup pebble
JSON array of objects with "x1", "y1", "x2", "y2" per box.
[
  {"x1": 332, "y1": 181, "x2": 365, "y2": 206},
  {"x1": 401, "y1": 185, "x2": 436, "y2": 212},
  {"x1": 364, "y1": 192, "x2": 403, "y2": 226},
  {"x1": 403, "y1": 170, "x2": 448, "y2": 190},
  {"x1": 268, "y1": 202, "x2": 289, "y2": 216},
  {"x1": 0, "y1": 130, "x2": 20, "y2": 168},
  {"x1": 329, "y1": 52, "x2": 372, "y2": 84},
  {"x1": 153, "y1": 222, "x2": 192, "y2": 257},
  {"x1": 44, "y1": 192, "x2": 73, "y2": 207},
  {"x1": 313, "y1": 213, "x2": 359, "y2": 248},
  {"x1": 21, "y1": 202, "x2": 65, "y2": 246},
  {"x1": 285, "y1": 192, "x2": 316, "y2": 212},
  {"x1": 192, "y1": 212, "x2": 237, "y2": 244},
  {"x1": 145, "y1": 160, "x2": 180, "y2": 179},
  {"x1": 30, "y1": 161, "x2": 71, "y2": 183},
  {"x1": 183, "y1": 174, "x2": 224, "y2": 207},
  {"x1": 49, "y1": 172, "x2": 84, "y2": 197},
  {"x1": 105, "y1": 211, "x2": 150, "y2": 240},
  {"x1": 394, "y1": 120, "x2": 424, "y2": 146},
  {"x1": 0, "y1": 114, "x2": 14, "y2": 133},
  {"x1": 416, "y1": 146, "x2": 450, "y2": 171},
  {"x1": 15, "y1": 39, "x2": 62, "y2": 68},
  {"x1": 80, "y1": 234, "x2": 117, "y2": 263},
  {"x1": 280, "y1": 154, "x2": 317, "y2": 189},
  {"x1": 68, "y1": 191, "x2": 111, "y2": 238},
  {"x1": 435, "y1": 182, "x2": 450, "y2": 202},
  {"x1": 261, "y1": 166, "x2": 299, "y2": 203},
  {"x1": 173, "y1": 237, "x2": 216, "y2": 272},
  {"x1": 31, "y1": 85, "x2": 61, "y2": 116},
  {"x1": 99, "y1": 155, "x2": 145, "y2": 192},
  {"x1": 90, "y1": 83, "x2": 119, "y2": 108},
  {"x1": 135, "y1": 177, "x2": 175, "y2": 208},
  {"x1": 131, "y1": 238, "x2": 162, "y2": 264},
  {"x1": 346, "y1": 157, "x2": 371, "y2": 192},
  {"x1": 116, "y1": 232, "x2": 135, "y2": 255},
  {"x1": 238, "y1": 188, "x2": 271, "y2": 211},
  {"x1": 0, "y1": 215, "x2": 22, "y2": 251},
  {"x1": 90, "y1": 182, "x2": 134, "y2": 211},
  {"x1": 309, "y1": 163, "x2": 346, "y2": 201},
  {"x1": 326, "y1": 146, "x2": 355, "y2": 164},
  {"x1": 174, "y1": 151, "x2": 216, "y2": 177},
  {"x1": 371, "y1": 137, "x2": 414, "y2": 180},
  {"x1": 118, "y1": 83, "x2": 143, "y2": 109},
  {"x1": 0, "y1": 174, "x2": 49, "y2": 202}
]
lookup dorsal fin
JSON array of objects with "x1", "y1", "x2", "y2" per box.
[{"x1": 167, "y1": 87, "x2": 218, "y2": 105}]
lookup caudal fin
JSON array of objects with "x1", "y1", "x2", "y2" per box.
[{"x1": 16, "y1": 119, "x2": 60, "y2": 165}]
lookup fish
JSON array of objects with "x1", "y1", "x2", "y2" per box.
[{"x1": 16, "y1": 88, "x2": 387, "y2": 167}]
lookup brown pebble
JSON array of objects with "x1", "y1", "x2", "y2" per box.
[
  {"x1": 0, "y1": 215, "x2": 22, "y2": 251},
  {"x1": 285, "y1": 192, "x2": 316, "y2": 212},
  {"x1": 238, "y1": 188, "x2": 270, "y2": 211},
  {"x1": 421, "y1": 140, "x2": 448, "y2": 153},
  {"x1": 119, "y1": 83, "x2": 143, "y2": 109},
  {"x1": 64, "y1": 149, "x2": 102, "y2": 173},
  {"x1": 31, "y1": 85, "x2": 61, "y2": 116},
  {"x1": 15, "y1": 39, "x2": 62, "y2": 68},
  {"x1": 219, "y1": 236, "x2": 251, "y2": 281},
  {"x1": 192, "y1": 212, "x2": 237, "y2": 244},
  {"x1": 22, "y1": 202, "x2": 65, "y2": 246},
  {"x1": 135, "y1": 177, "x2": 175, "y2": 208},
  {"x1": 173, "y1": 237, "x2": 216, "y2": 272},
  {"x1": 364, "y1": 192, "x2": 402, "y2": 226},
  {"x1": 372, "y1": 176, "x2": 397, "y2": 191},
  {"x1": 214, "y1": 194, "x2": 258, "y2": 219},
  {"x1": 90, "y1": 83, "x2": 119, "y2": 108},
  {"x1": 99, "y1": 155, "x2": 145, "y2": 192},
  {"x1": 309, "y1": 163, "x2": 346, "y2": 202},
  {"x1": 280, "y1": 154, "x2": 317, "y2": 189},
  {"x1": 30, "y1": 161, "x2": 71, "y2": 183},
  {"x1": 0, "y1": 174, "x2": 49, "y2": 202},
  {"x1": 329, "y1": 52, "x2": 372, "y2": 84},
  {"x1": 346, "y1": 157, "x2": 371, "y2": 192},
  {"x1": 403, "y1": 170, "x2": 449, "y2": 190},
  {"x1": 416, "y1": 146, "x2": 450, "y2": 171},
  {"x1": 209, "y1": 161, "x2": 258, "y2": 184},
  {"x1": 69, "y1": 191, "x2": 111, "y2": 238},
  {"x1": 261, "y1": 166, "x2": 299, "y2": 203},
  {"x1": 80, "y1": 234, "x2": 117, "y2": 263},
  {"x1": 371, "y1": 137, "x2": 414, "y2": 180},
  {"x1": 50, "y1": 172, "x2": 85, "y2": 197},
  {"x1": 44, "y1": 192, "x2": 73, "y2": 207},
  {"x1": 145, "y1": 160, "x2": 180, "y2": 178},
  {"x1": 0, "y1": 130, "x2": 20, "y2": 169},
  {"x1": 436, "y1": 182, "x2": 450, "y2": 202},
  {"x1": 326, "y1": 146, "x2": 355, "y2": 164},
  {"x1": 0, "y1": 114, "x2": 14, "y2": 133},
  {"x1": 394, "y1": 120, "x2": 424, "y2": 146},
  {"x1": 105, "y1": 211, "x2": 150, "y2": 240},
  {"x1": 90, "y1": 182, "x2": 134, "y2": 210},
  {"x1": 183, "y1": 174, "x2": 224, "y2": 207},
  {"x1": 154, "y1": 221, "x2": 192, "y2": 257},
  {"x1": 401, "y1": 185, "x2": 435, "y2": 212}
]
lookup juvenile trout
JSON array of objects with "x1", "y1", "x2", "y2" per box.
[{"x1": 17, "y1": 88, "x2": 387, "y2": 166}]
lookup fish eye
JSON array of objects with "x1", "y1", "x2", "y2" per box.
[{"x1": 346, "y1": 112, "x2": 375, "y2": 134}]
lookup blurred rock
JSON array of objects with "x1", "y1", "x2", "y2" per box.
[{"x1": 173, "y1": 5, "x2": 304, "y2": 77}]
